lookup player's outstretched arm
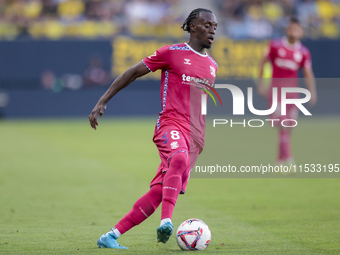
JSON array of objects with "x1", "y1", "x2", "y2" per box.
[
  {"x1": 302, "y1": 67, "x2": 317, "y2": 106},
  {"x1": 89, "y1": 61, "x2": 150, "y2": 130},
  {"x1": 257, "y1": 56, "x2": 270, "y2": 98}
]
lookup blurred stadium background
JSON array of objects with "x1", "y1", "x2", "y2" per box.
[
  {"x1": 1, "y1": 1, "x2": 340, "y2": 254},
  {"x1": 0, "y1": 0, "x2": 340, "y2": 117}
]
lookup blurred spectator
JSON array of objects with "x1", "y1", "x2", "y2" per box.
[
  {"x1": 1, "y1": 0, "x2": 340, "y2": 40},
  {"x1": 316, "y1": 0, "x2": 336, "y2": 20},
  {"x1": 57, "y1": 0, "x2": 85, "y2": 21},
  {"x1": 40, "y1": 0, "x2": 58, "y2": 17},
  {"x1": 245, "y1": 1, "x2": 274, "y2": 39},
  {"x1": 125, "y1": 0, "x2": 184, "y2": 38},
  {"x1": 0, "y1": 0, "x2": 178, "y2": 39},
  {"x1": 219, "y1": 0, "x2": 340, "y2": 39},
  {"x1": 246, "y1": 16, "x2": 273, "y2": 39},
  {"x1": 41, "y1": 70, "x2": 56, "y2": 90},
  {"x1": 297, "y1": 1, "x2": 318, "y2": 27},
  {"x1": 320, "y1": 17, "x2": 339, "y2": 37},
  {"x1": 125, "y1": 0, "x2": 169, "y2": 25},
  {"x1": 262, "y1": 1, "x2": 284, "y2": 23}
]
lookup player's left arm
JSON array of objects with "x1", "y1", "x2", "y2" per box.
[
  {"x1": 302, "y1": 67, "x2": 317, "y2": 107},
  {"x1": 89, "y1": 61, "x2": 150, "y2": 130}
]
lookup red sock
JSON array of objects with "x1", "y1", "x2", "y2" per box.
[
  {"x1": 161, "y1": 152, "x2": 188, "y2": 220},
  {"x1": 115, "y1": 184, "x2": 162, "y2": 234},
  {"x1": 278, "y1": 129, "x2": 292, "y2": 161}
]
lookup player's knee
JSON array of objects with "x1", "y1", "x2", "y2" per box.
[{"x1": 169, "y1": 152, "x2": 188, "y2": 172}]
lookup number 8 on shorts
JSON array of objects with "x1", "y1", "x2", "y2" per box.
[{"x1": 170, "y1": 130, "x2": 180, "y2": 140}]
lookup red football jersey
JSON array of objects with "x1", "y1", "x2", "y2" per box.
[
  {"x1": 266, "y1": 37, "x2": 312, "y2": 80},
  {"x1": 142, "y1": 43, "x2": 218, "y2": 150}
]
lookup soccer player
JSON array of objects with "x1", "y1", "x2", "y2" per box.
[
  {"x1": 88, "y1": 8, "x2": 218, "y2": 249},
  {"x1": 257, "y1": 17, "x2": 317, "y2": 165}
]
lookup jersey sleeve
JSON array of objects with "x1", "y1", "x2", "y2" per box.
[
  {"x1": 300, "y1": 48, "x2": 312, "y2": 70},
  {"x1": 142, "y1": 45, "x2": 171, "y2": 72}
]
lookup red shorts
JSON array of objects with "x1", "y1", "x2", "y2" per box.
[{"x1": 150, "y1": 122, "x2": 200, "y2": 194}]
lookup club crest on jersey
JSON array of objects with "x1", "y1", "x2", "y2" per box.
[
  {"x1": 184, "y1": 58, "x2": 191, "y2": 65},
  {"x1": 294, "y1": 51, "x2": 302, "y2": 63},
  {"x1": 278, "y1": 48, "x2": 286, "y2": 57},
  {"x1": 210, "y1": 66, "x2": 216, "y2": 77},
  {"x1": 171, "y1": 141, "x2": 179, "y2": 149}
]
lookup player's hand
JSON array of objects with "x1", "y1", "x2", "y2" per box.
[
  {"x1": 89, "y1": 104, "x2": 106, "y2": 130},
  {"x1": 309, "y1": 93, "x2": 317, "y2": 107}
]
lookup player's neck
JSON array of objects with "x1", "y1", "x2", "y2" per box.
[
  {"x1": 187, "y1": 39, "x2": 206, "y2": 55},
  {"x1": 286, "y1": 37, "x2": 298, "y2": 45}
]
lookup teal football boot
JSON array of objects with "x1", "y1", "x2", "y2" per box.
[
  {"x1": 97, "y1": 228, "x2": 128, "y2": 249},
  {"x1": 157, "y1": 222, "x2": 174, "y2": 243}
]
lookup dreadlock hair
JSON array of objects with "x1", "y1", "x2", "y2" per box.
[
  {"x1": 290, "y1": 16, "x2": 300, "y2": 24},
  {"x1": 181, "y1": 8, "x2": 213, "y2": 33}
]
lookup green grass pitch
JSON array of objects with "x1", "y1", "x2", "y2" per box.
[{"x1": 0, "y1": 117, "x2": 339, "y2": 254}]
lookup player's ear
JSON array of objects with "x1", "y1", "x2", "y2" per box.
[
  {"x1": 299, "y1": 25, "x2": 304, "y2": 37},
  {"x1": 189, "y1": 22, "x2": 196, "y2": 33}
]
